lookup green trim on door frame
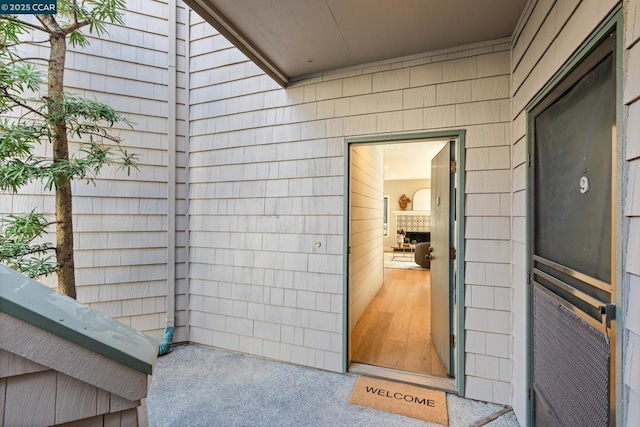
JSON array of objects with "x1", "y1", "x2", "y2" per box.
[
  {"x1": 343, "y1": 130, "x2": 466, "y2": 396},
  {"x1": 525, "y1": 5, "x2": 624, "y2": 426}
]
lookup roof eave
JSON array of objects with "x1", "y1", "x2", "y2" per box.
[{"x1": 185, "y1": 0, "x2": 290, "y2": 87}]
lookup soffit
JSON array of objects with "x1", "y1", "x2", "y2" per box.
[{"x1": 186, "y1": 0, "x2": 527, "y2": 86}]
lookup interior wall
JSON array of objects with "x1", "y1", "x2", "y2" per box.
[
  {"x1": 349, "y1": 145, "x2": 385, "y2": 332},
  {"x1": 510, "y1": 0, "x2": 621, "y2": 422},
  {"x1": 383, "y1": 179, "x2": 431, "y2": 248}
]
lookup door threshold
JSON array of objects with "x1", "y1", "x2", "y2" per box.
[{"x1": 349, "y1": 363, "x2": 457, "y2": 394}]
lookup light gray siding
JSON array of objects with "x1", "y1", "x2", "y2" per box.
[
  {"x1": 0, "y1": 0, "x2": 190, "y2": 342},
  {"x1": 187, "y1": 9, "x2": 513, "y2": 399},
  {"x1": 1, "y1": 370, "x2": 140, "y2": 427},
  {"x1": 624, "y1": 0, "x2": 640, "y2": 425},
  {"x1": 0, "y1": 317, "x2": 146, "y2": 426},
  {"x1": 510, "y1": 0, "x2": 621, "y2": 421},
  {"x1": 3, "y1": 1, "x2": 637, "y2": 422}
]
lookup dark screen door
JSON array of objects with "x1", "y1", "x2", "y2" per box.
[{"x1": 530, "y1": 34, "x2": 616, "y2": 427}]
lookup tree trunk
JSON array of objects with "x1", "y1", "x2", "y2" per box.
[{"x1": 49, "y1": 33, "x2": 76, "y2": 299}]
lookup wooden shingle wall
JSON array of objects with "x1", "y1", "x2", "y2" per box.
[
  {"x1": 171, "y1": 1, "x2": 191, "y2": 342},
  {"x1": 510, "y1": 0, "x2": 621, "y2": 421},
  {"x1": 349, "y1": 145, "x2": 384, "y2": 331},
  {"x1": 187, "y1": 12, "x2": 513, "y2": 401},
  {"x1": 0, "y1": 0, "x2": 189, "y2": 342},
  {"x1": 0, "y1": 349, "x2": 140, "y2": 426},
  {"x1": 624, "y1": 0, "x2": 640, "y2": 425}
]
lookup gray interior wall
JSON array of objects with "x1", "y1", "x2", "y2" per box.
[{"x1": 383, "y1": 178, "x2": 431, "y2": 248}]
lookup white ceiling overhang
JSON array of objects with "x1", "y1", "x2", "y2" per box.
[{"x1": 184, "y1": 0, "x2": 528, "y2": 87}]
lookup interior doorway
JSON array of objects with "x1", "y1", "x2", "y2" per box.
[{"x1": 345, "y1": 134, "x2": 463, "y2": 391}]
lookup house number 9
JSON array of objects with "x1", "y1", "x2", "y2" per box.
[{"x1": 580, "y1": 176, "x2": 589, "y2": 194}]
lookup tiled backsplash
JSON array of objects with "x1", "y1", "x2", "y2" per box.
[{"x1": 396, "y1": 214, "x2": 431, "y2": 232}]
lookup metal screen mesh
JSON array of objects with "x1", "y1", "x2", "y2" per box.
[{"x1": 533, "y1": 286, "x2": 610, "y2": 427}]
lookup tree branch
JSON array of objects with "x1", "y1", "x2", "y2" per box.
[
  {"x1": 5, "y1": 39, "x2": 50, "y2": 48},
  {"x1": 0, "y1": 15, "x2": 49, "y2": 33},
  {"x1": 64, "y1": 20, "x2": 91, "y2": 34},
  {"x1": 1, "y1": 88, "x2": 46, "y2": 119},
  {"x1": 72, "y1": 0, "x2": 79, "y2": 24},
  {"x1": 76, "y1": 130, "x2": 123, "y2": 143},
  {"x1": 7, "y1": 56, "x2": 49, "y2": 65},
  {"x1": 21, "y1": 246, "x2": 57, "y2": 255},
  {"x1": 19, "y1": 104, "x2": 48, "y2": 124},
  {"x1": 37, "y1": 14, "x2": 62, "y2": 34}
]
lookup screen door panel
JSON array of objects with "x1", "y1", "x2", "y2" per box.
[
  {"x1": 531, "y1": 37, "x2": 615, "y2": 427},
  {"x1": 533, "y1": 286, "x2": 610, "y2": 427},
  {"x1": 534, "y1": 54, "x2": 612, "y2": 285}
]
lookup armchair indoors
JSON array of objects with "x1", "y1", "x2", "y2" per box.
[{"x1": 414, "y1": 242, "x2": 431, "y2": 269}]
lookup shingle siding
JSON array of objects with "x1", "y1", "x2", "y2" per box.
[
  {"x1": 187, "y1": 7, "x2": 513, "y2": 390},
  {"x1": 0, "y1": 0, "x2": 189, "y2": 342},
  {"x1": 4, "y1": 2, "x2": 638, "y2": 423},
  {"x1": 624, "y1": 0, "x2": 640, "y2": 425}
]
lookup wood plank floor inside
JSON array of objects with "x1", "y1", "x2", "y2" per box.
[{"x1": 350, "y1": 267, "x2": 448, "y2": 377}]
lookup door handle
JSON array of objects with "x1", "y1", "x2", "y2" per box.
[
  {"x1": 600, "y1": 303, "x2": 616, "y2": 330},
  {"x1": 426, "y1": 246, "x2": 434, "y2": 261}
]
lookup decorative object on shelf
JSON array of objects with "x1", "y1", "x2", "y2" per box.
[{"x1": 398, "y1": 194, "x2": 411, "y2": 210}]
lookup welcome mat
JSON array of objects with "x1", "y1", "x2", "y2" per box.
[{"x1": 350, "y1": 377, "x2": 448, "y2": 425}]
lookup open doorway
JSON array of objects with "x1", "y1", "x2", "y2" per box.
[{"x1": 345, "y1": 134, "x2": 463, "y2": 391}]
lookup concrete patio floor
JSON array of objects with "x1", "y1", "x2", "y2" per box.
[{"x1": 146, "y1": 345, "x2": 520, "y2": 427}]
